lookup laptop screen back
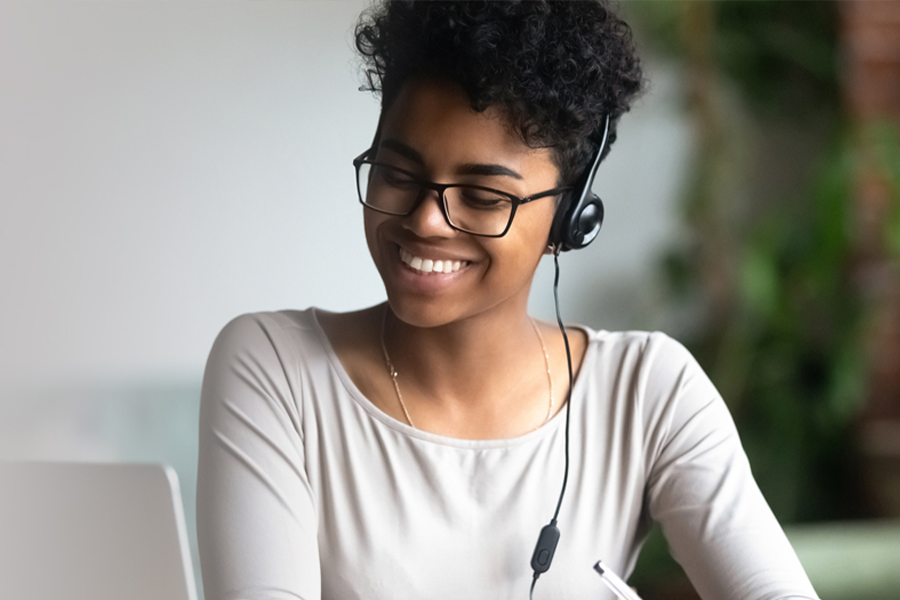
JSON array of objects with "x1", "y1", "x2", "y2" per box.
[{"x1": 0, "y1": 461, "x2": 198, "y2": 600}]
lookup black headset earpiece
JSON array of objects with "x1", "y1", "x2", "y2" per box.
[{"x1": 549, "y1": 115, "x2": 611, "y2": 253}]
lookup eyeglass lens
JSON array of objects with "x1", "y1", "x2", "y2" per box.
[{"x1": 357, "y1": 162, "x2": 513, "y2": 236}]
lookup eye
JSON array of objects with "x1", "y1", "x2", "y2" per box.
[
  {"x1": 376, "y1": 165, "x2": 419, "y2": 189},
  {"x1": 458, "y1": 187, "x2": 511, "y2": 210}
]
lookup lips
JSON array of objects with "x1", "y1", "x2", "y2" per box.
[{"x1": 398, "y1": 247, "x2": 469, "y2": 274}]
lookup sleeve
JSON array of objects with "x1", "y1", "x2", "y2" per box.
[
  {"x1": 640, "y1": 333, "x2": 819, "y2": 600},
  {"x1": 196, "y1": 313, "x2": 320, "y2": 600}
]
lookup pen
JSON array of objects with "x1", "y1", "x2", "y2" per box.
[{"x1": 593, "y1": 560, "x2": 644, "y2": 600}]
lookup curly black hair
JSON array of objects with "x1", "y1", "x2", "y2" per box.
[{"x1": 355, "y1": 0, "x2": 644, "y2": 185}]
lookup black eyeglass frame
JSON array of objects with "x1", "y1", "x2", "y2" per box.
[{"x1": 353, "y1": 150, "x2": 573, "y2": 238}]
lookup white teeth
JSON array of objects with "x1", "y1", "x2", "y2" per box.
[{"x1": 398, "y1": 247, "x2": 466, "y2": 274}]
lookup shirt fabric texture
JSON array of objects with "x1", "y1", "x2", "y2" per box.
[{"x1": 196, "y1": 308, "x2": 820, "y2": 600}]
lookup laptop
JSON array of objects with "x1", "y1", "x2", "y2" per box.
[{"x1": 0, "y1": 461, "x2": 199, "y2": 600}]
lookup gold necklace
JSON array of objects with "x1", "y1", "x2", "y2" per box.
[{"x1": 379, "y1": 307, "x2": 554, "y2": 430}]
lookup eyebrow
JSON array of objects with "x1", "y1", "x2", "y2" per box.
[{"x1": 379, "y1": 138, "x2": 524, "y2": 180}]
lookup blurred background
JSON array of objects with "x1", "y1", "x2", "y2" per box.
[
  {"x1": 621, "y1": 2, "x2": 900, "y2": 599},
  {"x1": 1, "y1": 1, "x2": 898, "y2": 599}
]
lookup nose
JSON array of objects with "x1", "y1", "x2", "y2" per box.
[{"x1": 401, "y1": 189, "x2": 456, "y2": 237}]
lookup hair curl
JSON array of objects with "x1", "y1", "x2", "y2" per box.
[{"x1": 355, "y1": 0, "x2": 644, "y2": 184}]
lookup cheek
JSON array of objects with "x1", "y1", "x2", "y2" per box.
[
  {"x1": 488, "y1": 204, "x2": 556, "y2": 272},
  {"x1": 515, "y1": 201, "x2": 557, "y2": 251},
  {"x1": 364, "y1": 213, "x2": 388, "y2": 265}
]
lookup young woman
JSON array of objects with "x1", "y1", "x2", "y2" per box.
[{"x1": 197, "y1": 2, "x2": 819, "y2": 599}]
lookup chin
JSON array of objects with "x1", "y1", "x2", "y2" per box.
[{"x1": 384, "y1": 295, "x2": 464, "y2": 330}]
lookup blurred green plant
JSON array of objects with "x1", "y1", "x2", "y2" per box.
[
  {"x1": 627, "y1": 0, "x2": 840, "y2": 117},
  {"x1": 715, "y1": 134, "x2": 867, "y2": 521},
  {"x1": 691, "y1": 121, "x2": 900, "y2": 523}
]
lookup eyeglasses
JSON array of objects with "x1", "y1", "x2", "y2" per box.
[{"x1": 353, "y1": 150, "x2": 572, "y2": 238}]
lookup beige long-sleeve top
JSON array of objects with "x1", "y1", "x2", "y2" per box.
[{"x1": 197, "y1": 308, "x2": 819, "y2": 600}]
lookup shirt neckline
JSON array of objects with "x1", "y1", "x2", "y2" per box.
[{"x1": 307, "y1": 306, "x2": 596, "y2": 450}]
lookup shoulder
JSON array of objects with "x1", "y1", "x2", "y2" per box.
[
  {"x1": 579, "y1": 328, "x2": 737, "y2": 471},
  {"x1": 204, "y1": 309, "x2": 326, "y2": 379},
  {"x1": 579, "y1": 328, "x2": 722, "y2": 425},
  {"x1": 211, "y1": 309, "x2": 318, "y2": 347},
  {"x1": 200, "y1": 309, "x2": 331, "y2": 427},
  {"x1": 581, "y1": 328, "x2": 700, "y2": 386}
]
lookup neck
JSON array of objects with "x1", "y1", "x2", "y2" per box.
[{"x1": 382, "y1": 301, "x2": 547, "y2": 418}]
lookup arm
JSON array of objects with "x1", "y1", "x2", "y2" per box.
[
  {"x1": 197, "y1": 313, "x2": 320, "y2": 600},
  {"x1": 641, "y1": 334, "x2": 819, "y2": 600}
]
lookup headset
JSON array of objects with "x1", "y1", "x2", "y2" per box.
[
  {"x1": 530, "y1": 114, "x2": 612, "y2": 599},
  {"x1": 548, "y1": 114, "x2": 611, "y2": 253}
]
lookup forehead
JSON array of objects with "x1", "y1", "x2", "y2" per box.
[{"x1": 378, "y1": 78, "x2": 558, "y2": 180}]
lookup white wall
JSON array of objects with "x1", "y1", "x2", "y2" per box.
[{"x1": 1, "y1": 0, "x2": 382, "y2": 389}]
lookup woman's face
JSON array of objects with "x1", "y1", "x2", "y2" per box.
[{"x1": 364, "y1": 78, "x2": 561, "y2": 328}]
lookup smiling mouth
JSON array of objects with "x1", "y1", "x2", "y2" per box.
[{"x1": 399, "y1": 247, "x2": 469, "y2": 274}]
